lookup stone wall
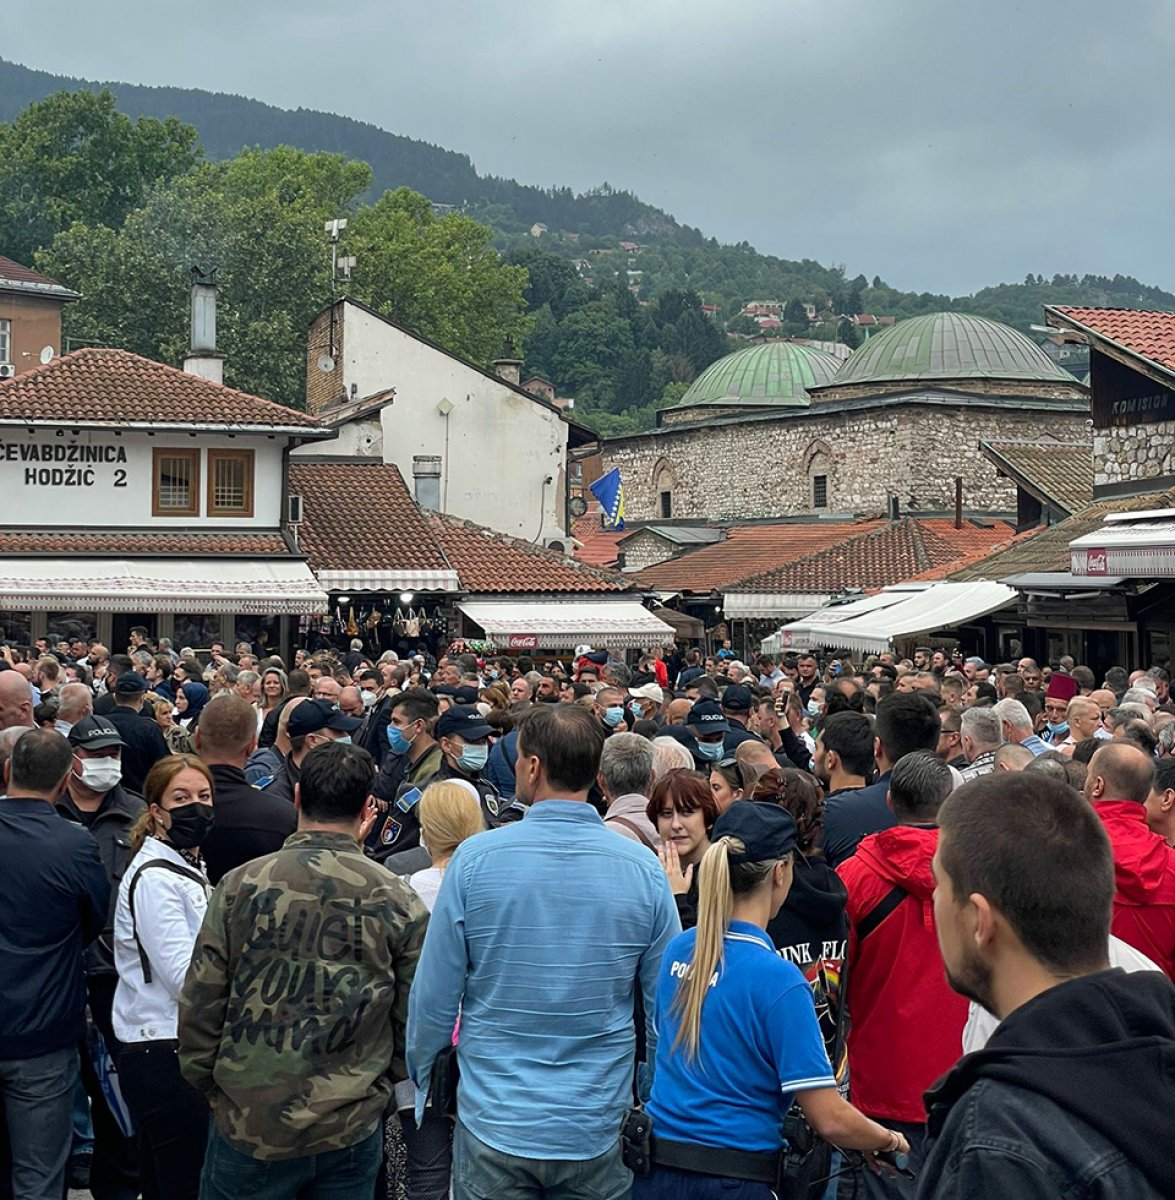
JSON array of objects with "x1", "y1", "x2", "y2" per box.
[
  {"x1": 618, "y1": 530, "x2": 679, "y2": 570},
  {"x1": 603, "y1": 403, "x2": 1092, "y2": 522},
  {"x1": 1094, "y1": 423, "x2": 1175, "y2": 489}
]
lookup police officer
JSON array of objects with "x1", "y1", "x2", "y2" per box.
[
  {"x1": 260, "y1": 699, "x2": 362, "y2": 807},
  {"x1": 367, "y1": 690, "x2": 443, "y2": 861},
  {"x1": 105, "y1": 673, "x2": 171, "y2": 793},
  {"x1": 685, "y1": 700, "x2": 730, "y2": 768},
  {"x1": 194, "y1": 693, "x2": 296, "y2": 886},
  {"x1": 719, "y1": 684, "x2": 765, "y2": 754},
  {"x1": 57, "y1": 716, "x2": 145, "y2": 1200},
  {"x1": 635, "y1": 802, "x2": 909, "y2": 1199}
]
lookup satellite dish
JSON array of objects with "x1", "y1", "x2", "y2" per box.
[
  {"x1": 40, "y1": 346, "x2": 55, "y2": 365},
  {"x1": 317, "y1": 354, "x2": 336, "y2": 374}
]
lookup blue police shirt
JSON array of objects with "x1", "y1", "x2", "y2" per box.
[{"x1": 647, "y1": 920, "x2": 836, "y2": 1153}]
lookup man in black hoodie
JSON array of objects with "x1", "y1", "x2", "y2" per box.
[{"x1": 922, "y1": 771, "x2": 1175, "y2": 1199}]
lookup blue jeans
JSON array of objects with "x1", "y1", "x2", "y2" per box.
[
  {"x1": 0, "y1": 1047, "x2": 79, "y2": 1200},
  {"x1": 198, "y1": 1125, "x2": 382, "y2": 1200},
  {"x1": 633, "y1": 1166, "x2": 774, "y2": 1199},
  {"x1": 453, "y1": 1120, "x2": 632, "y2": 1200}
]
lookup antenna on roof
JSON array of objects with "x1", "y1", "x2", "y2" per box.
[{"x1": 324, "y1": 218, "x2": 356, "y2": 292}]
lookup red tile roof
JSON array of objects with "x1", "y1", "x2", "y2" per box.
[
  {"x1": 1048, "y1": 306, "x2": 1175, "y2": 374},
  {"x1": 429, "y1": 511, "x2": 628, "y2": 593},
  {"x1": 0, "y1": 256, "x2": 72, "y2": 291},
  {"x1": 572, "y1": 508, "x2": 625, "y2": 568},
  {"x1": 634, "y1": 520, "x2": 884, "y2": 592},
  {"x1": 289, "y1": 462, "x2": 451, "y2": 573},
  {"x1": 289, "y1": 461, "x2": 628, "y2": 592},
  {"x1": 0, "y1": 531, "x2": 290, "y2": 556},
  {"x1": 0, "y1": 347, "x2": 326, "y2": 429},
  {"x1": 730, "y1": 519, "x2": 1015, "y2": 593}
]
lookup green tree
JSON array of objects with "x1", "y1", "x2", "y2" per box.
[
  {"x1": 347, "y1": 188, "x2": 531, "y2": 366},
  {"x1": 0, "y1": 88, "x2": 199, "y2": 264}
]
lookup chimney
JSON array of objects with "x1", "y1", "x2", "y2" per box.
[
  {"x1": 413, "y1": 455, "x2": 442, "y2": 510},
  {"x1": 492, "y1": 336, "x2": 522, "y2": 387},
  {"x1": 183, "y1": 265, "x2": 226, "y2": 384}
]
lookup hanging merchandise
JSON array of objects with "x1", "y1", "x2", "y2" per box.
[
  {"x1": 404, "y1": 607, "x2": 422, "y2": 639},
  {"x1": 346, "y1": 606, "x2": 359, "y2": 637}
]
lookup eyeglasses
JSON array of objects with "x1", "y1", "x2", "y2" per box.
[{"x1": 717, "y1": 757, "x2": 739, "y2": 768}]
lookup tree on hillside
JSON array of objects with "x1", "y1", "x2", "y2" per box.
[
  {"x1": 38, "y1": 149, "x2": 529, "y2": 408},
  {"x1": 0, "y1": 88, "x2": 199, "y2": 264},
  {"x1": 346, "y1": 188, "x2": 531, "y2": 366}
]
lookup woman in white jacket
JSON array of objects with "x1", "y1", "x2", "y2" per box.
[{"x1": 112, "y1": 754, "x2": 215, "y2": 1200}]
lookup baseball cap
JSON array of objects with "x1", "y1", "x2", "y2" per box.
[
  {"x1": 629, "y1": 683, "x2": 664, "y2": 705},
  {"x1": 436, "y1": 705, "x2": 494, "y2": 741},
  {"x1": 113, "y1": 672, "x2": 147, "y2": 694},
  {"x1": 685, "y1": 699, "x2": 729, "y2": 735},
  {"x1": 287, "y1": 698, "x2": 363, "y2": 738},
  {"x1": 721, "y1": 684, "x2": 753, "y2": 713},
  {"x1": 67, "y1": 715, "x2": 126, "y2": 751},
  {"x1": 711, "y1": 801, "x2": 798, "y2": 862},
  {"x1": 453, "y1": 686, "x2": 480, "y2": 705}
]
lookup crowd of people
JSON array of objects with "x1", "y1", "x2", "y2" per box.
[{"x1": 0, "y1": 629, "x2": 1173, "y2": 1200}]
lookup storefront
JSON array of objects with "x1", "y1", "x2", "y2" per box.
[{"x1": 455, "y1": 598, "x2": 677, "y2": 657}]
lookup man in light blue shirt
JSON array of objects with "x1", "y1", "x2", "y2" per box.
[{"x1": 408, "y1": 703, "x2": 679, "y2": 1200}]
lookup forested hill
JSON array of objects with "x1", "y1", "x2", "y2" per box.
[
  {"x1": 0, "y1": 58, "x2": 678, "y2": 240},
  {"x1": 4, "y1": 57, "x2": 1174, "y2": 337}
]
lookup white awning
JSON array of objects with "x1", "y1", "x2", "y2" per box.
[
  {"x1": 796, "y1": 582, "x2": 1017, "y2": 653},
  {"x1": 1070, "y1": 510, "x2": 1175, "y2": 577},
  {"x1": 0, "y1": 557, "x2": 328, "y2": 614},
  {"x1": 771, "y1": 587, "x2": 928, "y2": 649},
  {"x1": 457, "y1": 598, "x2": 676, "y2": 650},
  {"x1": 316, "y1": 568, "x2": 461, "y2": 592},
  {"x1": 723, "y1": 592, "x2": 832, "y2": 619}
]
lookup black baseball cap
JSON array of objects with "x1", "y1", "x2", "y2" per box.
[
  {"x1": 287, "y1": 698, "x2": 363, "y2": 738},
  {"x1": 436, "y1": 705, "x2": 494, "y2": 741},
  {"x1": 722, "y1": 684, "x2": 753, "y2": 713},
  {"x1": 685, "y1": 699, "x2": 729, "y2": 735},
  {"x1": 712, "y1": 801, "x2": 797, "y2": 862},
  {"x1": 68, "y1": 715, "x2": 126, "y2": 751},
  {"x1": 113, "y1": 672, "x2": 147, "y2": 695},
  {"x1": 453, "y1": 686, "x2": 479, "y2": 705}
]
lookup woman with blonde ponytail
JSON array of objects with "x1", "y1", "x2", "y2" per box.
[{"x1": 635, "y1": 802, "x2": 910, "y2": 1199}]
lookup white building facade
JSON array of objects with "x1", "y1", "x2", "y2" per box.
[{"x1": 297, "y1": 299, "x2": 590, "y2": 544}]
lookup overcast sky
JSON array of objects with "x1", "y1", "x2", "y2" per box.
[{"x1": 6, "y1": 0, "x2": 1173, "y2": 295}]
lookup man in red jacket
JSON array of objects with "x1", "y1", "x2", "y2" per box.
[
  {"x1": 838, "y1": 749, "x2": 969, "y2": 1197},
  {"x1": 1083, "y1": 742, "x2": 1175, "y2": 979}
]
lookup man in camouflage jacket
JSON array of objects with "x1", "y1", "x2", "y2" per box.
[{"x1": 178, "y1": 741, "x2": 428, "y2": 1198}]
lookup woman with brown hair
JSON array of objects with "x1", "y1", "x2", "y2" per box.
[
  {"x1": 647, "y1": 769, "x2": 720, "y2": 929},
  {"x1": 112, "y1": 756, "x2": 215, "y2": 1200}
]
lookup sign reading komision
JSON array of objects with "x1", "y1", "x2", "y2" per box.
[{"x1": 1, "y1": 439, "x2": 130, "y2": 489}]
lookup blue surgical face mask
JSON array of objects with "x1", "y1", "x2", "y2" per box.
[
  {"x1": 807, "y1": 700, "x2": 822, "y2": 718},
  {"x1": 1047, "y1": 721, "x2": 1069, "y2": 737},
  {"x1": 696, "y1": 740, "x2": 725, "y2": 761},
  {"x1": 458, "y1": 744, "x2": 489, "y2": 773},
  {"x1": 386, "y1": 723, "x2": 415, "y2": 755},
  {"x1": 603, "y1": 706, "x2": 626, "y2": 728},
  {"x1": 489, "y1": 670, "x2": 500, "y2": 680},
  {"x1": 334, "y1": 735, "x2": 353, "y2": 746}
]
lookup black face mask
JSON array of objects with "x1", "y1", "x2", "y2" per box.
[{"x1": 164, "y1": 803, "x2": 215, "y2": 849}]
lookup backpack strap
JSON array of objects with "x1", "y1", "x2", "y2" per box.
[
  {"x1": 855, "y1": 883, "x2": 910, "y2": 941},
  {"x1": 608, "y1": 816, "x2": 656, "y2": 852},
  {"x1": 127, "y1": 858, "x2": 208, "y2": 985}
]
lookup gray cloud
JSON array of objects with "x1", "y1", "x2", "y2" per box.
[{"x1": 6, "y1": 0, "x2": 1174, "y2": 294}]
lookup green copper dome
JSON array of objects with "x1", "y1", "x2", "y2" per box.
[
  {"x1": 666, "y1": 341, "x2": 840, "y2": 412},
  {"x1": 826, "y1": 313, "x2": 1076, "y2": 388}
]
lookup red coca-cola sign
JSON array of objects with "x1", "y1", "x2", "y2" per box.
[
  {"x1": 1085, "y1": 548, "x2": 1109, "y2": 576},
  {"x1": 506, "y1": 634, "x2": 540, "y2": 650}
]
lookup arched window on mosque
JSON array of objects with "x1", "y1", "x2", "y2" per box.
[
  {"x1": 804, "y1": 441, "x2": 832, "y2": 511},
  {"x1": 652, "y1": 459, "x2": 676, "y2": 519}
]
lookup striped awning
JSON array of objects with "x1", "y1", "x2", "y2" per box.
[{"x1": 316, "y1": 568, "x2": 461, "y2": 592}]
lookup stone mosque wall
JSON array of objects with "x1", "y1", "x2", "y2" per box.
[
  {"x1": 603, "y1": 403, "x2": 1092, "y2": 522},
  {"x1": 1094, "y1": 423, "x2": 1175, "y2": 489}
]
